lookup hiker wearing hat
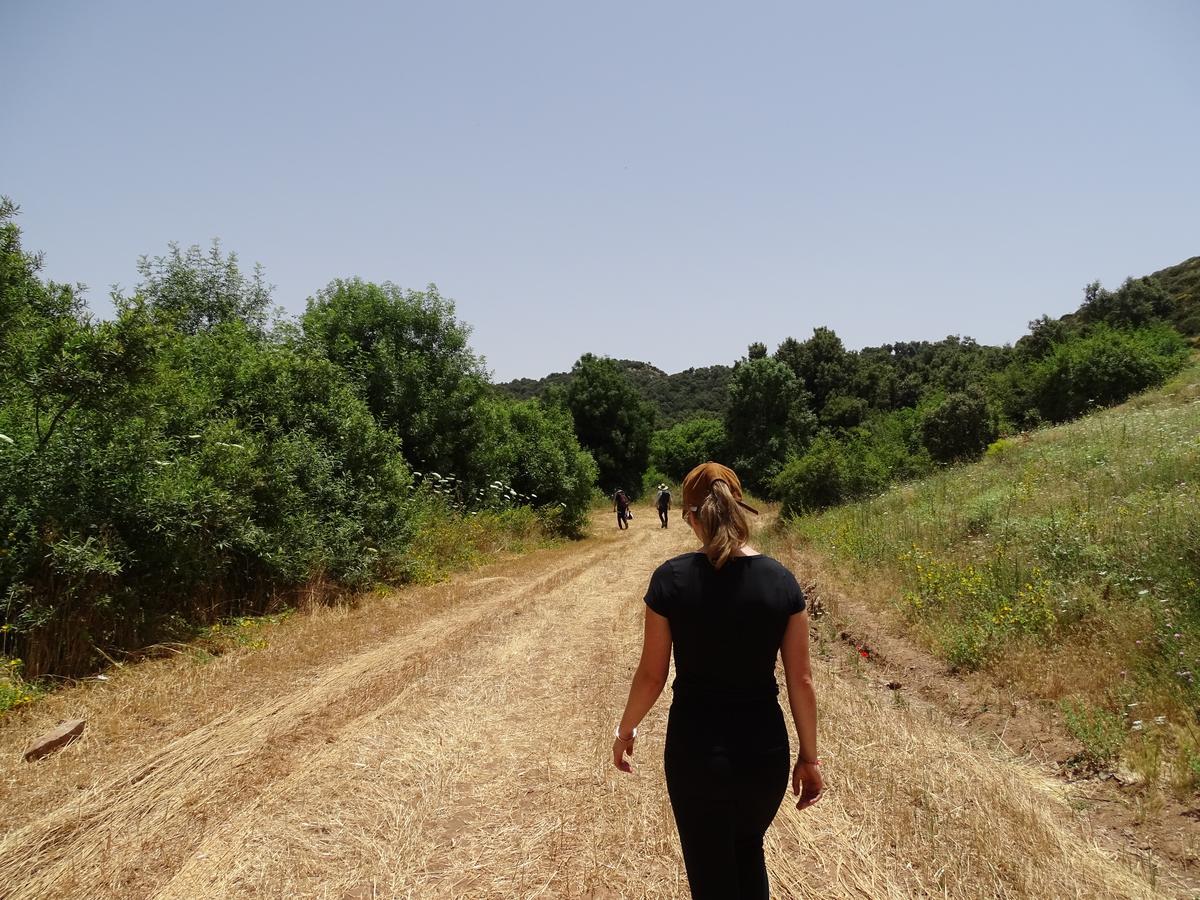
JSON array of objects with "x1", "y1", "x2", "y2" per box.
[
  {"x1": 655, "y1": 483, "x2": 671, "y2": 528},
  {"x1": 611, "y1": 462, "x2": 822, "y2": 899}
]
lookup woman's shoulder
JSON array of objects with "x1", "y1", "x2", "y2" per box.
[
  {"x1": 645, "y1": 552, "x2": 706, "y2": 613},
  {"x1": 654, "y1": 551, "x2": 707, "y2": 576},
  {"x1": 737, "y1": 553, "x2": 802, "y2": 583}
]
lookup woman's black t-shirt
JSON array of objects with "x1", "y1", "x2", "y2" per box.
[{"x1": 644, "y1": 551, "x2": 805, "y2": 704}]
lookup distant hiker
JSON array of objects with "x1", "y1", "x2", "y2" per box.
[
  {"x1": 611, "y1": 461, "x2": 822, "y2": 899},
  {"x1": 613, "y1": 488, "x2": 631, "y2": 529},
  {"x1": 656, "y1": 483, "x2": 671, "y2": 528}
]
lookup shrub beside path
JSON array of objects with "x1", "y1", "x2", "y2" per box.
[{"x1": 0, "y1": 507, "x2": 1171, "y2": 898}]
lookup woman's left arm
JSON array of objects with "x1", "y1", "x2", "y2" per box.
[{"x1": 612, "y1": 607, "x2": 672, "y2": 772}]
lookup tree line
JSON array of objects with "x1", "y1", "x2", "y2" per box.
[
  {"x1": 510, "y1": 264, "x2": 1195, "y2": 515},
  {"x1": 496, "y1": 260, "x2": 1190, "y2": 518},
  {"x1": 0, "y1": 200, "x2": 598, "y2": 677},
  {"x1": 650, "y1": 280, "x2": 1191, "y2": 514}
]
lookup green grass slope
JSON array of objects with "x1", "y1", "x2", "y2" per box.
[{"x1": 787, "y1": 356, "x2": 1200, "y2": 786}]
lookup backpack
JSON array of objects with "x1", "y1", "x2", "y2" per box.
[{"x1": 656, "y1": 489, "x2": 670, "y2": 510}]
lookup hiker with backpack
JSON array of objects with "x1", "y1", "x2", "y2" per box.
[
  {"x1": 613, "y1": 488, "x2": 631, "y2": 529},
  {"x1": 656, "y1": 483, "x2": 671, "y2": 528}
]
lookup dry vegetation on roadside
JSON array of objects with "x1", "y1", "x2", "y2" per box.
[{"x1": 0, "y1": 504, "x2": 557, "y2": 718}]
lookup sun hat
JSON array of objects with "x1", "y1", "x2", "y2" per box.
[{"x1": 681, "y1": 461, "x2": 759, "y2": 515}]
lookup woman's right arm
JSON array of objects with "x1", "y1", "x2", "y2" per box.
[{"x1": 781, "y1": 611, "x2": 823, "y2": 809}]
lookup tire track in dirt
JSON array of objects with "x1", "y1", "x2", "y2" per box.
[
  {"x1": 0, "y1": 542, "x2": 619, "y2": 900},
  {"x1": 152, "y1": 516, "x2": 693, "y2": 898}
]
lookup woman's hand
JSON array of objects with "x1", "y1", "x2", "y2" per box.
[
  {"x1": 793, "y1": 760, "x2": 823, "y2": 810},
  {"x1": 612, "y1": 733, "x2": 636, "y2": 773}
]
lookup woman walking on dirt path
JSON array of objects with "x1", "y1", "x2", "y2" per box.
[{"x1": 611, "y1": 461, "x2": 822, "y2": 899}]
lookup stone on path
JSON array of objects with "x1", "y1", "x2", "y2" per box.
[{"x1": 23, "y1": 718, "x2": 86, "y2": 762}]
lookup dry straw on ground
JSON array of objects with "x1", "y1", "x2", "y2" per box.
[{"x1": 0, "y1": 509, "x2": 1171, "y2": 898}]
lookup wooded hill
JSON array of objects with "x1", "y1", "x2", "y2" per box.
[
  {"x1": 500, "y1": 255, "x2": 1200, "y2": 428},
  {"x1": 1149, "y1": 255, "x2": 1200, "y2": 336},
  {"x1": 499, "y1": 361, "x2": 732, "y2": 428}
]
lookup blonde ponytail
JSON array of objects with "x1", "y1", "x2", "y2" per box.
[{"x1": 697, "y1": 480, "x2": 750, "y2": 570}]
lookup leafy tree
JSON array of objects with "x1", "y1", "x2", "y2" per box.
[
  {"x1": 1017, "y1": 314, "x2": 1072, "y2": 360},
  {"x1": 0, "y1": 199, "x2": 159, "y2": 452},
  {"x1": 477, "y1": 396, "x2": 597, "y2": 535},
  {"x1": 650, "y1": 417, "x2": 727, "y2": 482},
  {"x1": 136, "y1": 241, "x2": 275, "y2": 335},
  {"x1": 847, "y1": 356, "x2": 897, "y2": 409},
  {"x1": 820, "y1": 393, "x2": 869, "y2": 429},
  {"x1": 724, "y1": 356, "x2": 816, "y2": 494},
  {"x1": 564, "y1": 353, "x2": 655, "y2": 495},
  {"x1": 919, "y1": 387, "x2": 998, "y2": 463},
  {"x1": 302, "y1": 279, "x2": 490, "y2": 486},
  {"x1": 1, "y1": 210, "x2": 420, "y2": 675},
  {"x1": 1078, "y1": 277, "x2": 1173, "y2": 330},
  {"x1": 775, "y1": 327, "x2": 856, "y2": 411},
  {"x1": 854, "y1": 336, "x2": 1011, "y2": 411}
]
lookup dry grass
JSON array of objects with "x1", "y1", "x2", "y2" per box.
[
  {"x1": 768, "y1": 668, "x2": 1159, "y2": 898},
  {"x1": 0, "y1": 505, "x2": 1170, "y2": 898}
]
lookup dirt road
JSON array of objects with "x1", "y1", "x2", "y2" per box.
[{"x1": 0, "y1": 508, "x2": 1172, "y2": 898}]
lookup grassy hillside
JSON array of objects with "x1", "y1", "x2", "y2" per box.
[{"x1": 785, "y1": 357, "x2": 1200, "y2": 788}]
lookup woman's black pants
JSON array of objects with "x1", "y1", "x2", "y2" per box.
[{"x1": 663, "y1": 698, "x2": 790, "y2": 899}]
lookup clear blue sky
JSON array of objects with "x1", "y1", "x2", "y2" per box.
[{"x1": 4, "y1": 0, "x2": 1198, "y2": 381}]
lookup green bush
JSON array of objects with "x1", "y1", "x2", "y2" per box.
[
  {"x1": 773, "y1": 409, "x2": 929, "y2": 518},
  {"x1": 919, "y1": 387, "x2": 998, "y2": 464},
  {"x1": 773, "y1": 437, "x2": 852, "y2": 516},
  {"x1": 0, "y1": 316, "x2": 418, "y2": 676},
  {"x1": 641, "y1": 467, "x2": 672, "y2": 498},
  {"x1": 479, "y1": 396, "x2": 598, "y2": 537},
  {"x1": 1028, "y1": 323, "x2": 1188, "y2": 423},
  {"x1": 984, "y1": 437, "x2": 1019, "y2": 462},
  {"x1": 649, "y1": 417, "x2": 726, "y2": 482}
]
